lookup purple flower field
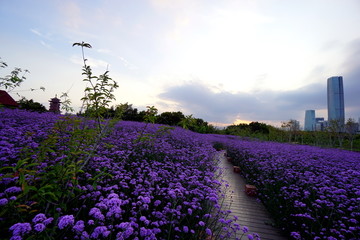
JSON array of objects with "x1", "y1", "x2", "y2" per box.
[
  {"x1": 208, "y1": 134, "x2": 360, "y2": 239},
  {"x1": 0, "y1": 109, "x2": 244, "y2": 240},
  {"x1": 2, "y1": 109, "x2": 359, "y2": 240}
]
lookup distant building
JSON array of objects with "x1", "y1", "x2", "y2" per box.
[
  {"x1": 315, "y1": 117, "x2": 326, "y2": 131},
  {"x1": 327, "y1": 76, "x2": 345, "y2": 129},
  {"x1": 49, "y1": 95, "x2": 61, "y2": 114},
  {"x1": 0, "y1": 90, "x2": 18, "y2": 108},
  {"x1": 304, "y1": 110, "x2": 316, "y2": 131}
]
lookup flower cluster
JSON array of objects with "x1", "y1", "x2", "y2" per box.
[
  {"x1": 0, "y1": 109, "x2": 246, "y2": 239},
  {"x1": 207, "y1": 134, "x2": 360, "y2": 239}
]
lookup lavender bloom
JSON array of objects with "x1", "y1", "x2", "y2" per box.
[
  {"x1": 4, "y1": 186, "x2": 22, "y2": 194},
  {"x1": 0, "y1": 198, "x2": 8, "y2": 206},
  {"x1": 10, "y1": 236, "x2": 22, "y2": 240},
  {"x1": 34, "y1": 223, "x2": 46, "y2": 232},
  {"x1": 32, "y1": 213, "x2": 47, "y2": 223},
  {"x1": 43, "y1": 217, "x2": 53, "y2": 226},
  {"x1": 58, "y1": 215, "x2": 75, "y2": 229},
  {"x1": 89, "y1": 207, "x2": 105, "y2": 221},
  {"x1": 90, "y1": 226, "x2": 110, "y2": 239},
  {"x1": 290, "y1": 232, "x2": 301, "y2": 239},
  {"x1": 72, "y1": 220, "x2": 85, "y2": 233},
  {"x1": 81, "y1": 231, "x2": 89, "y2": 240},
  {"x1": 9, "y1": 196, "x2": 16, "y2": 201},
  {"x1": 9, "y1": 222, "x2": 32, "y2": 236}
]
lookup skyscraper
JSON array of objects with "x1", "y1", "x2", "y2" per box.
[
  {"x1": 327, "y1": 76, "x2": 345, "y2": 128},
  {"x1": 304, "y1": 110, "x2": 316, "y2": 131}
]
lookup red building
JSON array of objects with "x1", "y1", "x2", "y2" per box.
[{"x1": 0, "y1": 90, "x2": 18, "y2": 107}]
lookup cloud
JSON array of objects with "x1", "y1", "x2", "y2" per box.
[
  {"x1": 157, "y1": 80, "x2": 342, "y2": 126},
  {"x1": 158, "y1": 81, "x2": 277, "y2": 124},
  {"x1": 70, "y1": 55, "x2": 110, "y2": 70}
]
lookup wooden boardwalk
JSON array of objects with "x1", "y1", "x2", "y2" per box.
[{"x1": 216, "y1": 151, "x2": 288, "y2": 240}]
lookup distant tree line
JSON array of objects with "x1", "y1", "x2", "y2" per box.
[
  {"x1": 6, "y1": 97, "x2": 360, "y2": 151},
  {"x1": 224, "y1": 119, "x2": 360, "y2": 151},
  {"x1": 79, "y1": 102, "x2": 218, "y2": 134}
]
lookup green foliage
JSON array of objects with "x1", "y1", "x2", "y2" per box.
[
  {"x1": 179, "y1": 114, "x2": 196, "y2": 130},
  {"x1": 224, "y1": 121, "x2": 271, "y2": 139},
  {"x1": 60, "y1": 92, "x2": 74, "y2": 113},
  {"x1": 157, "y1": 111, "x2": 185, "y2": 126},
  {"x1": 0, "y1": 116, "x2": 112, "y2": 235},
  {"x1": 73, "y1": 41, "x2": 119, "y2": 130},
  {"x1": 18, "y1": 97, "x2": 47, "y2": 113},
  {"x1": 0, "y1": 57, "x2": 29, "y2": 91},
  {"x1": 144, "y1": 105, "x2": 158, "y2": 123}
]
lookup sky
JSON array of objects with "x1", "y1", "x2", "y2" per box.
[{"x1": 1, "y1": 0, "x2": 359, "y2": 127}]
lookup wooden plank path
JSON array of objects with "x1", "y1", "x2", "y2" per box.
[{"x1": 216, "y1": 151, "x2": 288, "y2": 240}]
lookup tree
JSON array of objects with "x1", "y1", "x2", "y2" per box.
[
  {"x1": 249, "y1": 121, "x2": 270, "y2": 134},
  {"x1": 327, "y1": 119, "x2": 345, "y2": 148},
  {"x1": 179, "y1": 114, "x2": 197, "y2": 130},
  {"x1": 18, "y1": 97, "x2": 47, "y2": 113},
  {"x1": 115, "y1": 103, "x2": 140, "y2": 121},
  {"x1": 156, "y1": 111, "x2": 185, "y2": 126},
  {"x1": 345, "y1": 118, "x2": 358, "y2": 150},
  {"x1": 281, "y1": 119, "x2": 300, "y2": 142}
]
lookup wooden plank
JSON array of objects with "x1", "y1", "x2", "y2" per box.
[{"x1": 216, "y1": 151, "x2": 288, "y2": 240}]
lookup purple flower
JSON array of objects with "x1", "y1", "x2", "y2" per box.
[
  {"x1": 81, "y1": 231, "x2": 89, "y2": 240},
  {"x1": 5, "y1": 186, "x2": 22, "y2": 194},
  {"x1": 91, "y1": 226, "x2": 110, "y2": 239},
  {"x1": 140, "y1": 227, "x2": 149, "y2": 237},
  {"x1": 9, "y1": 222, "x2": 32, "y2": 236},
  {"x1": 34, "y1": 223, "x2": 46, "y2": 232},
  {"x1": 139, "y1": 196, "x2": 151, "y2": 204},
  {"x1": 247, "y1": 234, "x2": 254, "y2": 240},
  {"x1": 154, "y1": 200, "x2": 161, "y2": 206},
  {"x1": 198, "y1": 221, "x2": 205, "y2": 226},
  {"x1": 32, "y1": 213, "x2": 47, "y2": 223},
  {"x1": 243, "y1": 226, "x2": 249, "y2": 233},
  {"x1": 187, "y1": 208, "x2": 192, "y2": 215},
  {"x1": 183, "y1": 226, "x2": 189, "y2": 233},
  {"x1": 0, "y1": 198, "x2": 8, "y2": 206},
  {"x1": 89, "y1": 207, "x2": 105, "y2": 221},
  {"x1": 43, "y1": 217, "x2": 53, "y2": 226},
  {"x1": 10, "y1": 236, "x2": 22, "y2": 240},
  {"x1": 72, "y1": 220, "x2": 85, "y2": 233},
  {"x1": 58, "y1": 215, "x2": 75, "y2": 229},
  {"x1": 205, "y1": 228, "x2": 212, "y2": 236},
  {"x1": 290, "y1": 232, "x2": 301, "y2": 239}
]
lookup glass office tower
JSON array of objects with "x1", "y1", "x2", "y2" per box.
[
  {"x1": 304, "y1": 110, "x2": 316, "y2": 131},
  {"x1": 327, "y1": 76, "x2": 344, "y2": 128}
]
